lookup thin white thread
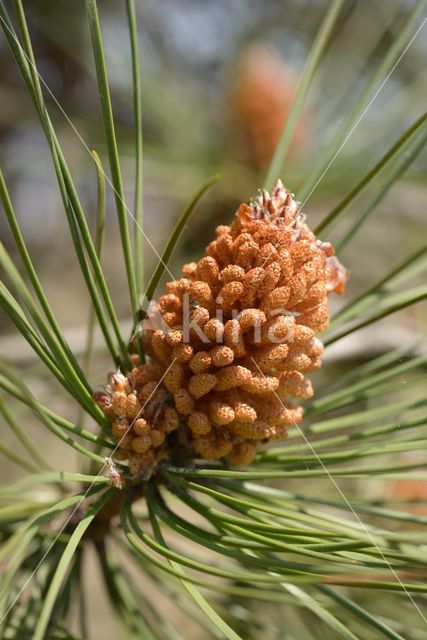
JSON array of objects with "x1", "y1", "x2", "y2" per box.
[
  {"x1": 250, "y1": 357, "x2": 427, "y2": 625},
  {"x1": 0, "y1": 357, "x2": 177, "y2": 625},
  {"x1": 0, "y1": 12, "x2": 178, "y2": 623},
  {"x1": 0, "y1": 13, "x2": 176, "y2": 291},
  {"x1": 258, "y1": 15, "x2": 427, "y2": 273},
  {"x1": 1, "y1": 4, "x2": 425, "y2": 627},
  {"x1": 299, "y1": 16, "x2": 427, "y2": 214}
]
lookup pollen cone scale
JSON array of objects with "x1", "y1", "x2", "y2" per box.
[{"x1": 96, "y1": 180, "x2": 349, "y2": 477}]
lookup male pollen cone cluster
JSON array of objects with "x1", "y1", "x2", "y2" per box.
[{"x1": 95, "y1": 180, "x2": 348, "y2": 478}]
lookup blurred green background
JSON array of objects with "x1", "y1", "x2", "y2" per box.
[
  {"x1": 1, "y1": 0, "x2": 426, "y2": 331},
  {"x1": 1, "y1": 2, "x2": 426, "y2": 637}
]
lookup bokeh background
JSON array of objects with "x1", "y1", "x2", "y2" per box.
[
  {"x1": 1, "y1": 0, "x2": 426, "y2": 329},
  {"x1": 1, "y1": 1, "x2": 426, "y2": 637}
]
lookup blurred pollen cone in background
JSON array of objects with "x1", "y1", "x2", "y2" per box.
[
  {"x1": 390, "y1": 474, "x2": 427, "y2": 517},
  {"x1": 231, "y1": 43, "x2": 308, "y2": 168}
]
